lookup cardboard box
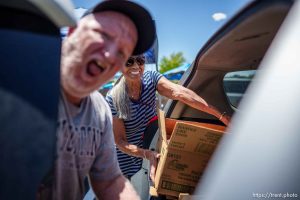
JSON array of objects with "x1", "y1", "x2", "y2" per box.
[
  {"x1": 154, "y1": 110, "x2": 226, "y2": 197},
  {"x1": 178, "y1": 193, "x2": 192, "y2": 200}
]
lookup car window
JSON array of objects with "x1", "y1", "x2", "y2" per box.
[{"x1": 223, "y1": 70, "x2": 256, "y2": 108}]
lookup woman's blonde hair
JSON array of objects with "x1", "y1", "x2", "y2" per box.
[{"x1": 109, "y1": 75, "x2": 131, "y2": 119}]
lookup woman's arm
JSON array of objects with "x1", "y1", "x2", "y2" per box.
[
  {"x1": 113, "y1": 117, "x2": 159, "y2": 181},
  {"x1": 113, "y1": 117, "x2": 146, "y2": 158},
  {"x1": 157, "y1": 76, "x2": 230, "y2": 126}
]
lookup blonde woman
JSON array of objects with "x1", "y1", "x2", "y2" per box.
[{"x1": 106, "y1": 55, "x2": 230, "y2": 182}]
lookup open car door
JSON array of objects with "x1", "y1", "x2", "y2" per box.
[{"x1": 0, "y1": 0, "x2": 75, "y2": 199}]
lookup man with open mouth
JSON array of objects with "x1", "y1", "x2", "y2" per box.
[{"x1": 37, "y1": 1, "x2": 156, "y2": 200}]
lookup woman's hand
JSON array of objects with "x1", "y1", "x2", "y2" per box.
[
  {"x1": 219, "y1": 113, "x2": 231, "y2": 126},
  {"x1": 144, "y1": 150, "x2": 160, "y2": 183}
]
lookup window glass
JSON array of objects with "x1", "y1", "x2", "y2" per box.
[{"x1": 223, "y1": 70, "x2": 256, "y2": 107}]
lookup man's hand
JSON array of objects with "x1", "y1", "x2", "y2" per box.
[{"x1": 91, "y1": 174, "x2": 140, "y2": 200}]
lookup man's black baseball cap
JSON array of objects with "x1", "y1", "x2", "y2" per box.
[{"x1": 82, "y1": 0, "x2": 156, "y2": 55}]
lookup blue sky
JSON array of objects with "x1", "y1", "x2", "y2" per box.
[{"x1": 71, "y1": 0, "x2": 251, "y2": 64}]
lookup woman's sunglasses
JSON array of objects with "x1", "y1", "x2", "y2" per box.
[{"x1": 125, "y1": 56, "x2": 145, "y2": 67}]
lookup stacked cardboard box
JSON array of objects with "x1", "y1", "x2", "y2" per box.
[{"x1": 153, "y1": 110, "x2": 226, "y2": 197}]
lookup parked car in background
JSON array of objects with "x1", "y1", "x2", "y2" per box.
[
  {"x1": 162, "y1": 63, "x2": 190, "y2": 82},
  {"x1": 131, "y1": 0, "x2": 300, "y2": 199},
  {"x1": 223, "y1": 70, "x2": 255, "y2": 107}
]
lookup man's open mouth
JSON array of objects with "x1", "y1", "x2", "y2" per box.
[{"x1": 86, "y1": 60, "x2": 105, "y2": 77}]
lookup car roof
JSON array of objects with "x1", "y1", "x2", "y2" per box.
[{"x1": 164, "y1": 0, "x2": 292, "y2": 121}]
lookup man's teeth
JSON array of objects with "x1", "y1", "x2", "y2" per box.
[
  {"x1": 131, "y1": 71, "x2": 139, "y2": 75},
  {"x1": 96, "y1": 61, "x2": 104, "y2": 70}
]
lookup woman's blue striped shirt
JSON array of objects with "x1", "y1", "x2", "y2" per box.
[{"x1": 106, "y1": 71, "x2": 162, "y2": 177}]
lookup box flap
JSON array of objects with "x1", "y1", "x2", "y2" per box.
[
  {"x1": 154, "y1": 140, "x2": 168, "y2": 188},
  {"x1": 169, "y1": 122, "x2": 223, "y2": 154},
  {"x1": 158, "y1": 109, "x2": 167, "y2": 142}
]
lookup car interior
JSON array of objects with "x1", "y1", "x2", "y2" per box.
[
  {"x1": 195, "y1": 0, "x2": 300, "y2": 198},
  {"x1": 132, "y1": 0, "x2": 294, "y2": 199}
]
